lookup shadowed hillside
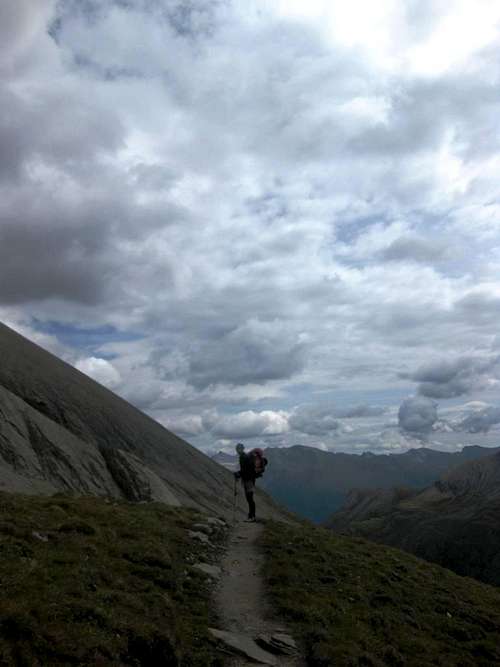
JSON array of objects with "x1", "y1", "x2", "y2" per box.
[
  {"x1": 0, "y1": 322, "x2": 283, "y2": 520},
  {"x1": 1, "y1": 490, "x2": 500, "y2": 666},
  {"x1": 327, "y1": 450, "x2": 500, "y2": 586},
  {"x1": 262, "y1": 520, "x2": 500, "y2": 666},
  {"x1": 0, "y1": 492, "x2": 227, "y2": 666}
]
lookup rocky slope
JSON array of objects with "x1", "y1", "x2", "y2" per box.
[
  {"x1": 327, "y1": 450, "x2": 500, "y2": 585},
  {"x1": 0, "y1": 322, "x2": 283, "y2": 520},
  {"x1": 250, "y1": 444, "x2": 500, "y2": 522}
]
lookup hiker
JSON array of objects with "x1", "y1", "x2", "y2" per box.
[{"x1": 234, "y1": 443, "x2": 267, "y2": 522}]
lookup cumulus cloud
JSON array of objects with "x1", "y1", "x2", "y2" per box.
[
  {"x1": 289, "y1": 405, "x2": 340, "y2": 436},
  {"x1": 203, "y1": 409, "x2": 289, "y2": 439},
  {"x1": 188, "y1": 320, "x2": 306, "y2": 389},
  {"x1": 398, "y1": 396, "x2": 438, "y2": 433},
  {"x1": 288, "y1": 403, "x2": 387, "y2": 436},
  {"x1": 459, "y1": 406, "x2": 500, "y2": 433},
  {"x1": 2, "y1": 0, "x2": 500, "y2": 454},
  {"x1": 75, "y1": 357, "x2": 122, "y2": 389},
  {"x1": 402, "y1": 356, "x2": 500, "y2": 399}
]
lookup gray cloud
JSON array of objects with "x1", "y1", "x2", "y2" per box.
[
  {"x1": 398, "y1": 397, "x2": 437, "y2": 433},
  {"x1": 188, "y1": 320, "x2": 306, "y2": 389},
  {"x1": 350, "y1": 73, "x2": 500, "y2": 160},
  {"x1": 334, "y1": 405, "x2": 388, "y2": 419},
  {"x1": 287, "y1": 403, "x2": 387, "y2": 438},
  {"x1": 459, "y1": 406, "x2": 500, "y2": 433},
  {"x1": 0, "y1": 83, "x2": 124, "y2": 184},
  {"x1": 381, "y1": 236, "x2": 451, "y2": 264},
  {"x1": 403, "y1": 356, "x2": 500, "y2": 399},
  {"x1": 0, "y1": 186, "x2": 181, "y2": 306},
  {"x1": 0, "y1": 0, "x2": 55, "y2": 70},
  {"x1": 454, "y1": 292, "x2": 500, "y2": 325},
  {"x1": 289, "y1": 405, "x2": 340, "y2": 436},
  {"x1": 2, "y1": 0, "x2": 500, "y2": 454},
  {"x1": 0, "y1": 210, "x2": 111, "y2": 304}
]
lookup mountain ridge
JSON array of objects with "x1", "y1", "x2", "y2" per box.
[{"x1": 327, "y1": 449, "x2": 500, "y2": 585}]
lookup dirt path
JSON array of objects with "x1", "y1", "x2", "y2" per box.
[{"x1": 213, "y1": 520, "x2": 305, "y2": 666}]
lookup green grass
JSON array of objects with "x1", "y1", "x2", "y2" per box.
[
  {"x1": 0, "y1": 492, "x2": 226, "y2": 666},
  {"x1": 261, "y1": 521, "x2": 500, "y2": 667},
  {"x1": 4, "y1": 492, "x2": 500, "y2": 667}
]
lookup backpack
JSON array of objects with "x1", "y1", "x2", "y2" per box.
[{"x1": 249, "y1": 448, "x2": 268, "y2": 478}]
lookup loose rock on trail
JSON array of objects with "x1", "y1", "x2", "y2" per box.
[{"x1": 211, "y1": 520, "x2": 305, "y2": 666}]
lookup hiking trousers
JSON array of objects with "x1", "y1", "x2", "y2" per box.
[{"x1": 242, "y1": 478, "x2": 256, "y2": 519}]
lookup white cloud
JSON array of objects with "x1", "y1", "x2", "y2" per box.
[
  {"x1": 204, "y1": 409, "x2": 290, "y2": 439},
  {"x1": 75, "y1": 357, "x2": 122, "y2": 389},
  {"x1": 407, "y1": 1, "x2": 500, "y2": 77},
  {"x1": 159, "y1": 414, "x2": 204, "y2": 436},
  {"x1": 2, "y1": 0, "x2": 500, "y2": 454}
]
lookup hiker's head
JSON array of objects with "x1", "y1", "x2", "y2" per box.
[{"x1": 236, "y1": 443, "x2": 245, "y2": 454}]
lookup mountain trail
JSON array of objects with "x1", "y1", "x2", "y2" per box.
[{"x1": 212, "y1": 520, "x2": 305, "y2": 666}]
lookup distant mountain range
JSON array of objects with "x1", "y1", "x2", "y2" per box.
[
  {"x1": 327, "y1": 450, "x2": 500, "y2": 586},
  {"x1": 0, "y1": 322, "x2": 284, "y2": 520},
  {"x1": 213, "y1": 445, "x2": 500, "y2": 522}
]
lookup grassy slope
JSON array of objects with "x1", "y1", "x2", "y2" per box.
[
  {"x1": 0, "y1": 492, "x2": 225, "y2": 666},
  {"x1": 3, "y1": 492, "x2": 500, "y2": 667},
  {"x1": 261, "y1": 521, "x2": 500, "y2": 667}
]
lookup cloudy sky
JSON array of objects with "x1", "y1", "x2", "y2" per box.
[{"x1": 2, "y1": 0, "x2": 500, "y2": 455}]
